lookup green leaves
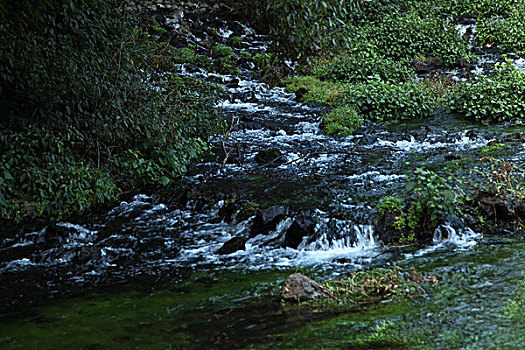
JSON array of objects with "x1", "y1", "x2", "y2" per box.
[
  {"x1": 448, "y1": 57, "x2": 525, "y2": 122},
  {"x1": 0, "y1": 0, "x2": 221, "y2": 222}
]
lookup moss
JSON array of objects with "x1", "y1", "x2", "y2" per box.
[
  {"x1": 323, "y1": 106, "x2": 363, "y2": 136},
  {"x1": 284, "y1": 76, "x2": 344, "y2": 105},
  {"x1": 479, "y1": 142, "x2": 510, "y2": 155}
]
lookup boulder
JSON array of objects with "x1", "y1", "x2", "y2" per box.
[
  {"x1": 281, "y1": 273, "x2": 325, "y2": 302},
  {"x1": 283, "y1": 214, "x2": 317, "y2": 248},
  {"x1": 503, "y1": 132, "x2": 524, "y2": 142},
  {"x1": 250, "y1": 205, "x2": 287, "y2": 237},
  {"x1": 294, "y1": 87, "x2": 309, "y2": 101},
  {"x1": 217, "y1": 236, "x2": 248, "y2": 255},
  {"x1": 254, "y1": 148, "x2": 284, "y2": 166}
]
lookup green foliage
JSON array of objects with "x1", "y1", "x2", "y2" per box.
[
  {"x1": 311, "y1": 48, "x2": 414, "y2": 83},
  {"x1": 504, "y1": 280, "x2": 525, "y2": 319},
  {"x1": 340, "y1": 80, "x2": 437, "y2": 121},
  {"x1": 323, "y1": 106, "x2": 363, "y2": 137},
  {"x1": 406, "y1": 168, "x2": 463, "y2": 229},
  {"x1": 311, "y1": 267, "x2": 438, "y2": 307},
  {"x1": 0, "y1": 0, "x2": 221, "y2": 222},
  {"x1": 254, "y1": 0, "x2": 363, "y2": 59},
  {"x1": 284, "y1": 76, "x2": 344, "y2": 105},
  {"x1": 476, "y1": 4, "x2": 525, "y2": 56},
  {"x1": 441, "y1": 0, "x2": 521, "y2": 19},
  {"x1": 213, "y1": 44, "x2": 240, "y2": 75},
  {"x1": 171, "y1": 46, "x2": 212, "y2": 69},
  {"x1": 479, "y1": 142, "x2": 510, "y2": 155},
  {"x1": 352, "y1": 11, "x2": 471, "y2": 67},
  {"x1": 448, "y1": 57, "x2": 525, "y2": 122},
  {"x1": 377, "y1": 196, "x2": 405, "y2": 217}
]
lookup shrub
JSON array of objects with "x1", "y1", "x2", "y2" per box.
[
  {"x1": 311, "y1": 48, "x2": 414, "y2": 83},
  {"x1": 340, "y1": 80, "x2": 437, "y2": 121},
  {"x1": 476, "y1": 4, "x2": 525, "y2": 56},
  {"x1": 378, "y1": 196, "x2": 405, "y2": 217},
  {"x1": 448, "y1": 58, "x2": 525, "y2": 122},
  {"x1": 323, "y1": 106, "x2": 363, "y2": 137},
  {"x1": 355, "y1": 11, "x2": 471, "y2": 67},
  {"x1": 257, "y1": 0, "x2": 363, "y2": 58},
  {"x1": 441, "y1": 0, "x2": 521, "y2": 19},
  {"x1": 0, "y1": 0, "x2": 221, "y2": 222}
]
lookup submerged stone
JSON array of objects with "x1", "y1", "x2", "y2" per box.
[{"x1": 281, "y1": 273, "x2": 325, "y2": 302}]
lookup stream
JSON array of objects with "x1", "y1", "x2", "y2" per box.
[{"x1": 1, "y1": 18, "x2": 525, "y2": 350}]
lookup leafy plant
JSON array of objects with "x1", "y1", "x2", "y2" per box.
[
  {"x1": 377, "y1": 196, "x2": 405, "y2": 217},
  {"x1": 0, "y1": 0, "x2": 222, "y2": 222},
  {"x1": 323, "y1": 106, "x2": 363, "y2": 136},
  {"x1": 340, "y1": 80, "x2": 437, "y2": 121},
  {"x1": 311, "y1": 48, "x2": 414, "y2": 83},
  {"x1": 476, "y1": 4, "x2": 525, "y2": 56},
  {"x1": 448, "y1": 57, "x2": 525, "y2": 122}
]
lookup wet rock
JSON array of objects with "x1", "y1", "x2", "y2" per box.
[
  {"x1": 254, "y1": 148, "x2": 284, "y2": 166},
  {"x1": 217, "y1": 236, "x2": 248, "y2": 254},
  {"x1": 283, "y1": 214, "x2": 317, "y2": 248},
  {"x1": 294, "y1": 87, "x2": 309, "y2": 101},
  {"x1": 475, "y1": 191, "x2": 525, "y2": 222},
  {"x1": 73, "y1": 246, "x2": 101, "y2": 264},
  {"x1": 281, "y1": 273, "x2": 325, "y2": 302},
  {"x1": 413, "y1": 56, "x2": 443, "y2": 74},
  {"x1": 226, "y1": 78, "x2": 240, "y2": 88},
  {"x1": 250, "y1": 205, "x2": 287, "y2": 237},
  {"x1": 503, "y1": 132, "x2": 524, "y2": 142}
]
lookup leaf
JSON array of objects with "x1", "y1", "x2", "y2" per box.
[{"x1": 160, "y1": 176, "x2": 170, "y2": 186}]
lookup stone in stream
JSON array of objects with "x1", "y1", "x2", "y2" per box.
[
  {"x1": 503, "y1": 132, "x2": 524, "y2": 142},
  {"x1": 281, "y1": 273, "x2": 325, "y2": 302},
  {"x1": 283, "y1": 214, "x2": 317, "y2": 248},
  {"x1": 250, "y1": 205, "x2": 287, "y2": 237},
  {"x1": 217, "y1": 236, "x2": 248, "y2": 254},
  {"x1": 254, "y1": 148, "x2": 284, "y2": 166}
]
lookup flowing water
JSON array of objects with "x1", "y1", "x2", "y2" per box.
[{"x1": 1, "y1": 21, "x2": 525, "y2": 350}]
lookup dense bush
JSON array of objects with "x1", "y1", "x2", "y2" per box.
[
  {"x1": 311, "y1": 48, "x2": 414, "y2": 83},
  {"x1": 355, "y1": 11, "x2": 471, "y2": 67},
  {"x1": 249, "y1": 0, "x2": 363, "y2": 59},
  {"x1": 0, "y1": 0, "x2": 221, "y2": 222},
  {"x1": 441, "y1": 0, "x2": 521, "y2": 19},
  {"x1": 323, "y1": 106, "x2": 363, "y2": 137},
  {"x1": 448, "y1": 58, "x2": 525, "y2": 122},
  {"x1": 339, "y1": 80, "x2": 437, "y2": 121},
  {"x1": 476, "y1": 5, "x2": 525, "y2": 56}
]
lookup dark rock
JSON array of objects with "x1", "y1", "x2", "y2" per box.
[
  {"x1": 250, "y1": 205, "x2": 287, "y2": 237},
  {"x1": 217, "y1": 236, "x2": 248, "y2": 254},
  {"x1": 281, "y1": 273, "x2": 325, "y2": 302},
  {"x1": 413, "y1": 56, "x2": 443, "y2": 74},
  {"x1": 444, "y1": 154, "x2": 462, "y2": 161},
  {"x1": 254, "y1": 148, "x2": 284, "y2": 165},
  {"x1": 295, "y1": 87, "x2": 309, "y2": 101},
  {"x1": 503, "y1": 132, "x2": 524, "y2": 142},
  {"x1": 455, "y1": 58, "x2": 469, "y2": 68},
  {"x1": 226, "y1": 78, "x2": 240, "y2": 88},
  {"x1": 476, "y1": 191, "x2": 519, "y2": 222},
  {"x1": 283, "y1": 215, "x2": 317, "y2": 248}
]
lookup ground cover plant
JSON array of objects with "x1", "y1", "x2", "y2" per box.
[
  {"x1": 0, "y1": 0, "x2": 221, "y2": 222},
  {"x1": 448, "y1": 57, "x2": 525, "y2": 122}
]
